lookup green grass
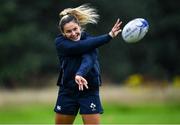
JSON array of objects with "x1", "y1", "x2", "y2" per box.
[
  {"x1": 0, "y1": 103, "x2": 54, "y2": 124},
  {"x1": 0, "y1": 102, "x2": 180, "y2": 124}
]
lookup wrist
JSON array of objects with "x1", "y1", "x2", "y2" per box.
[
  {"x1": 76, "y1": 72, "x2": 84, "y2": 77},
  {"x1": 109, "y1": 31, "x2": 114, "y2": 38}
]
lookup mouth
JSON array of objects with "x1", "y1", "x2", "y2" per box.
[{"x1": 71, "y1": 34, "x2": 80, "y2": 41}]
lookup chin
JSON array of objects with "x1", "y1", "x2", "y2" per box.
[
  {"x1": 74, "y1": 38, "x2": 80, "y2": 41},
  {"x1": 72, "y1": 36, "x2": 81, "y2": 41}
]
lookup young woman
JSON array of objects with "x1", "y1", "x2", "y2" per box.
[{"x1": 54, "y1": 4, "x2": 122, "y2": 124}]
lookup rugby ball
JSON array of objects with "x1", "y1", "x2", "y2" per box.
[{"x1": 122, "y1": 18, "x2": 149, "y2": 43}]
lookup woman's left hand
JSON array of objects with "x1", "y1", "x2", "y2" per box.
[
  {"x1": 75, "y1": 75, "x2": 88, "y2": 91},
  {"x1": 109, "y1": 18, "x2": 122, "y2": 38}
]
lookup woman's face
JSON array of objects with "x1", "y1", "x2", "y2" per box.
[{"x1": 63, "y1": 21, "x2": 81, "y2": 41}]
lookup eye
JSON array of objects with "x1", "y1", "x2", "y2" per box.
[
  {"x1": 66, "y1": 30, "x2": 71, "y2": 33},
  {"x1": 73, "y1": 27, "x2": 78, "y2": 31}
]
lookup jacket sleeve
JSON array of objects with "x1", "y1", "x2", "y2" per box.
[
  {"x1": 55, "y1": 34, "x2": 112, "y2": 56},
  {"x1": 76, "y1": 50, "x2": 97, "y2": 77}
]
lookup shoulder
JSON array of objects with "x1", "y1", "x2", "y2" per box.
[
  {"x1": 54, "y1": 34, "x2": 72, "y2": 46},
  {"x1": 55, "y1": 34, "x2": 65, "y2": 42}
]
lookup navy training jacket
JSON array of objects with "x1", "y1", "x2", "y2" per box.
[{"x1": 55, "y1": 32, "x2": 112, "y2": 88}]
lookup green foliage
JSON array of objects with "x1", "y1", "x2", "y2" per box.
[
  {"x1": 0, "y1": 0, "x2": 57, "y2": 87},
  {"x1": 0, "y1": 0, "x2": 180, "y2": 87}
]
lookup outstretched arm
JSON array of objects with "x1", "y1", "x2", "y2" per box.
[
  {"x1": 55, "y1": 34, "x2": 111, "y2": 56},
  {"x1": 55, "y1": 19, "x2": 122, "y2": 56}
]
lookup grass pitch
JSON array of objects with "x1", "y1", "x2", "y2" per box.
[{"x1": 0, "y1": 102, "x2": 180, "y2": 124}]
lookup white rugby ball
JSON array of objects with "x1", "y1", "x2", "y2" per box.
[{"x1": 122, "y1": 18, "x2": 149, "y2": 43}]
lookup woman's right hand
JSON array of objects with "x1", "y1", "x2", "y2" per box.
[
  {"x1": 109, "y1": 18, "x2": 122, "y2": 38},
  {"x1": 75, "y1": 75, "x2": 88, "y2": 91}
]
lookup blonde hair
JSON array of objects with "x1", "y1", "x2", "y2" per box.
[{"x1": 59, "y1": 4, "x2": 99, "y2": 32}]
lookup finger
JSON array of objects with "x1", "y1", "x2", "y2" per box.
[
  {"x1": 75, "y1": 79, "x2": 79, "y2": 84},
  {"x1": 114, "y1": 21, "x2": 122, "y2": 30},
  {"x1": 113, "y1": 18, "x2": 120, "y2": 29},
  {"x1": 119, "y1": 21, "x2": 122, "y2": 25},
  {"x1": 75, "y1": 79, "x2": 80, "y2": 84},
  {"x1": 81, "y1": 78, "x2": 88, "y2": 89},
  {"x1": 116, "y1": 21, "x2": 122, "y2": 28},
  {"x1": 114, "y1": 18, "x2": 120, "y2": 27},
  {"x1": 81, "y1": 77, "x2": 88, "y2": 84},
  {"x1": 116, "y1": 22, "x2": 123, "y2": 30},
  {"x1": 117, "y1": 29, "x2": 122, "y2": 34},
  {"x1": 76, "y1": 79, "x2": 83, "y2": 90},
  {"x1": 84, "y1": 83, "x2": 89, "y2": 89},
  {"x1": 80, "y1": 84, "x2": 83, "y2": 91},
  {"x1": 79, "y1": 83, "x2": 83, "y2": 91},
  {"x1": 115, "y1": 29, "x2": 122, "y2": 36},
  {"x1": 114, "y1": 23, "x2": 122, "y2": 32},
  {"x1": 79, "y1": 84, "x2": 81, "y2": 90},
  {"x1": 82, "y1": 79, "x2": 88, "y2": 84}
]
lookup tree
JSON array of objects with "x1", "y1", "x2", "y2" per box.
[{"x1": 0, "y1": 0, "x2": 180, "y2": 87}]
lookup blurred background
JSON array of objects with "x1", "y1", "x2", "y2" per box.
[{"x1": 0, "y1": 0, "x2": 180, "y2": 124}]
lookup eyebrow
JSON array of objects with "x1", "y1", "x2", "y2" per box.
[{"x1": 66, "y1": 27, "x2": 78, "y2": 32}]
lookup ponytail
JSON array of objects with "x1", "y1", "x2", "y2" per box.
[{"x1": 59, "y1": 4, "x2": 99, "y2": 32}]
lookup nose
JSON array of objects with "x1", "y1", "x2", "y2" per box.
[{"x1": 71, "y1": 31, "x2": 76, "y2": 36}]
